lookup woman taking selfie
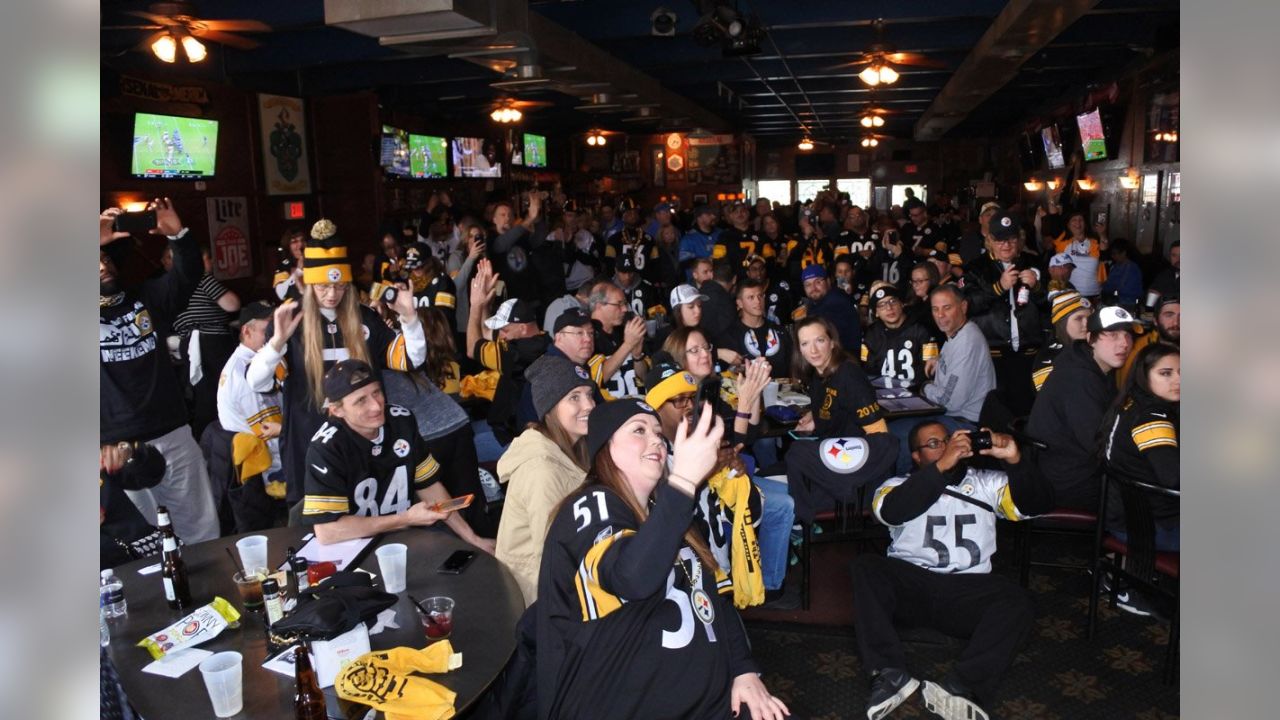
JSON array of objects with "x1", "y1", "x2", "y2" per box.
[{"x1": 537, "y1": 400, "x2": 789, "y2": 720}]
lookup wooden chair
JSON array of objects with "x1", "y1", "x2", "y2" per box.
[
  {"x1": 1087, "y1": 473, "x2": 1180, "y2": 684},
  {"x1": 798, "y1": 484, "x2": 888, "y2": 610}
]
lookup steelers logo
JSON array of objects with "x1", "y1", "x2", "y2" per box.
[
  {"x1": 575, "y1": 366, "x2": 590, "y2": 380},
  {"x1": 638, "y1": 402, "x2": 655, "y2": 413},
  {"x1": 904, "y1": 340, "x2": 913, "y2": 349},
  {"x1": 818, "y1": 437, "x2": 870, "y2": 474},
  {"x1": 327, "y1": 267, "x2": 343, "y2": 283},
  {"x1": 362, "y1": 325, "x2": 371, "y2": 340},
  {"x1": 925, "y1": 227, "x2": 933, "y2": 235},
  {"x1": 682, "y1": 372, "x2": 695, "y2": 384},
  {"x1": 393, "y1": 439, "x2": 410, "y2": 457},
  {"x1": 134, "y1": 310, "x2": 153, "y2": 335},
  {"x1": 1000, "y1": 216, "x2": 1013, "y2": 228},
  {"x1": 508, "y1": 246, "x2": 528, "y2": 273}
]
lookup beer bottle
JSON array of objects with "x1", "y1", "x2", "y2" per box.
[
  {"x1": 161, "y1": 532, "x2": 192, "y2": 610},
  {"x1": 294, "y1": 644, "x2": 327, "y2": 720}
]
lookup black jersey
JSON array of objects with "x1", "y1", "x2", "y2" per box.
[
  {"x1": 536, "y1": 483, "x2": 756, "y2": 720},
  {"x1": 724, "y1": 319, "x2": 792, "y2": 378},
  {"x1": 1104, "y1": 394, "x2": 1179, "y2": 529},
  {"x1": 763, "y1": 280, "x2": 795, "y2": 326},
  {"x1": 605, "y1": 228, "x2": 659, "y2": 277},
  {"x1": 905, "y1": 221, "x2": 945, "y2": 256},
  {"x1": 621, "y1": 279, "x2": 666, "y2": 322},
  {"x1": 861, "y1": 320, "x2": 939, "y2": 389},
  {"x1": 300, "y1": 405, "x2": 440, "y2": 523},
  {"x1": 714, "y1": 227, "x2": 763, "y2": 269},
  {"x1": 809, "y1": 361, "x2": 884, "y2": 438},
  {"x1": 588, "y1": 322, "x2": 644, "y2": 400},
  {"x1": 832, "y1": 228, "x2": 878, "y2": 258},
  {"x1": 1031, "y1": 340, "x2": 1065, "y2": 392},
  {"x1": 410, "y1": 273, "x2": 458, "y2": 334},
  {"x1": 785, "y1": 235, "x2": 832, "y2": 289}
]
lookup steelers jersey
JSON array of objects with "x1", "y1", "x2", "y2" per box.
[
  {"x1": 764, "y1": 280, "x2": 794, "y2": 326},
  {"x1": 1031, "y1": 341, "x2": 1065, "y2": 392},
  {"x1": 588, "y1": 325, "x2": 643, "y2": 400},
  {"x1": 536, "y1": 484, "x2": 751, "y2": 720},
  {"x1": 861, "y1": 320, "x2": 939, "y2": 389},
  {"x1": 714, "y1": 227, "x2": 763, "y2": 268},
  {"x1": 300, "y1": 405, "x2": 440, "y2": 523},
  {"x1": 409, "y1": 273, "x2": 457, "y2": 313},
  {"x1": 809, "y1": 362, "x2": 883, "y2": 438},
  {"x1": 906, "y1": 221, "x2": 946, "y2": 256},
  {"x1": 605, "y1": 229, "x2": 658, "y2": 267},
  {"x1": 622, "y1": 279, "x2": 666, "y2": 322},
  {"x1": 724, "y1": 319, "x2": 791, "y2": 378},
  {"x1": 872, "y1": 466, "x2": 1029, "y2": 574}
]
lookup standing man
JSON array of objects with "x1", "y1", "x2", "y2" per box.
[
  {"x1": 488, "y1": 194, "x2": 548, "y2": 311},
  {"x1": 714, "y1": 201, "x2": 763, "y2": 270},
  {"x1": 699, "y1": 261, "x2": 739, "y2": 348},
  {"x1": 100, "y1": 200, "x2": 219, "y2": 542},
  {"x1": 678, "y1": 205, "x2": 721, "y2": 270},
  {"x1": 799, "y1": 265, "x2": 862, "y2": 352},
  {"x1": 903, "y1": 199, "x2": 945, "y2": 259},
  {"x1": 217, "y1": 301, "x2": 286, "y2": 506}
]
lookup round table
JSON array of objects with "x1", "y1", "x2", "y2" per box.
[{"x1": 105, "y1": 526, "x2": 524, "y2": 719}]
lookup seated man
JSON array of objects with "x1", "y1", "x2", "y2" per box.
[
  {"x1": 861, "y1": 285, "x2": 938, "y2": 389},
  {"x1": 856, "y1": 422, "x2": 1052, "y2": 720},
  {"x1": 724, "y1": 278, "x2": 791, "y2": 379},
  {"x1": 301, "y1": 359, "x2": 494, "y2": 552},
  {"x1": 799, "y1": 264, "x2": 862, "y2": 351},
  {"x1": 586, "y1": 280, "x2": 647, "y2": 399}
]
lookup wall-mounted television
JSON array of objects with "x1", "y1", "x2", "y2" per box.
[
  {"x1": 410, "y1": 134, "x2": 448, "y2": 178},
  {"x1": 451, "y1": 137, "x2": 501, "y2": 178},
  {"x1": 131, "y1": 112, "x2": 219, "y2": 179},
  {"x1": 380, "y1": 125, "x2": 410, "y2": 177},
  {"x1": 1040, "y1": 124, "x2": 1065, "y2": 170},
  {"x1": 522, "y1": 133, "x2": 547, "y2": 168},
  {"x1": 1076, "y1": 108, "x2": 1108, "y2": 162}
]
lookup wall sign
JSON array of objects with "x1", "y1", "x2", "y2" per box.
[
  {"x1": 206, "y1": 197, "x2": 253, "y2": 280},
  {"x1": 258, "y1": 94, "x2": 312, "y2": 195}
]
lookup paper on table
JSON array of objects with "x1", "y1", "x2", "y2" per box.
[
  {"x1": 142, "y1": 647, "x2": 212, "y2": 678},
  {"x1": 262, "y1": 644, "x2": 299, "y2": 678},
  {"x1": 137, "y1": 562, "x2": 162, "y2": 575},
  {"x1": 292, "y1": 534, "x2": 372, "y2": 571}
]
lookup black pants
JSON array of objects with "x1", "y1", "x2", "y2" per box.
[
  {"x1": 851, "y1": 554, "x2": 1032, "y2": 705},
  {"x1": 992, "y1": 350, "x2": 1036, "y2": 419},
  {"x1": 181, "y1": 332, "x2": 237, "y2": 440},
  {"x1": 423, "y1": 423, "x2": 497, "y2": 537},
  {"x1": 784, "y1": 434, "x2": 900, "y2": 523}
]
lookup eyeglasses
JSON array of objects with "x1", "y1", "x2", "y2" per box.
[
  {"x1": 601, "y1": 300, "x2": 627, "y2": 308},
  {"x1": 686, "y1": 344, "x2": 713, "y2": 356},
  {"x1": 910, "y1": 278, "x2": 931, "y2": 285},
  {"x1": 557, "y1": 328, "x2": 588, "y2": 338},
  {"x1": 991, "y1": 238, "x2": 1017, "y2": 245},
  {"x1": 912, "y1": 438, "x2": 946, "y2": 451},
  {"x1": 669, "y1": 394, "x2": 695, "y2": 408},
  {"x1": 877, "y1": 299, "x2": 903, "y2": 309}
]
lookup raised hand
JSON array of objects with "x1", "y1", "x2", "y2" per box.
[
  {"x1": 100, "y1": 208, "x2": 130, "y2": 246},
  {"x1": 669, "y1": 403, "x2": 725, "y2": 490},
  {"x1": 150, "y1": 197, "x2": 183, "y2": 236},
  {"x1": 271, "y1": 301, "x2": 303, "y2": 350}
]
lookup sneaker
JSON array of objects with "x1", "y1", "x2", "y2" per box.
[
  {"x1": 922, "y1": 679, "x2": 988, "y2": 720},
  {"x1": 866, "y1": 668, "x2": 919, "y2": 720},
  {"x1": 1100, "y1": 575, "x2": 1156, "y2": 617}
]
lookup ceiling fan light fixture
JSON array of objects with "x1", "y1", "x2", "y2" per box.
[
  {"x1": 181, "y1": 35, "x2": 207, "y2": 62},
  {"x1": 797, "y1": 138, "x2": 814, "y2": 151},
  {"x1": 858, "y1": 66, "x2": 881, "y2": 86},
  {"x1": 151, "y1": 33, "x2": 178, "y2": 63},
  {"x1": 872, "y1": 115, "x2": 885, "y2": 127},
  {"x1": 878, "y1": 65, "x2": 899, "y2": 84},
  {"x1": 860, "y1": 116, "x2": 873, "y2": 128}
]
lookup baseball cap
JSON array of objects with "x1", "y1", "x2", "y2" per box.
[
  {"x1": 585, "y1": 399, "x2": 661, "y2": 461},
  {"x1": 1049, "y1": 252, "x2": 1076, "y2": 269},
  {"x1": 988, "y1": 210, "x2": 1020, "y2": 241},
  {"x1": 743, "y1": 253, "x2": 766, "y2": 268},
  {"x1": 670, "y1": 284, "x2": 708, "y2": 308},
  {"x1": 643, "y1": 361, "x2": 699, "y2": 411},
  {"x1": 979, "y1": 201, "x2": 1002, "y2": 216},
  {"x1": 402, "y1": 242, "x2": 430, "y2": 270},
  {"x1": 1087, "y1": 305, "x2": 1143, "y2": 334},
  {"x1": 1049, "y1": 290, "x2": 1091, "y2": 325},
  {"x1": 232, "y1": 300, "x2": 274, "y2": 329},
  {"x1": 947, "y1": 252, "x2": 964, "y2": 268},
  {"x1": 618, "y1": 197, "x2": 640, "y2": 214},
  {"x1": 654, "y1": 202, "x2": 674, "y2": 214},
  {"x1": 1156, "y1": 295, "x2": 1180, "y2": 310},
  {"x1": 869, "y1": 285, "x2": 902, "y2": 306},
  {"x1": 694, "y1": 204, "x2": 715, "y2": 217},
  {"x1": 927, "y1": 248, "x2": 950, "y2": 264},
  {"x1": 484, "y1": 298, "x2": 537, "y2": 330},
  {"x1": 801, "y1": 264, "x2": 828, "y2": 282},
  {"x1": 616, "y1": 251, "x2": 639, "y2": 273},
  {"x1": 553, "y1": 307, "x2": 592, "y2": 334},
  {"x1": 323, "y1": 359, "x2": 379, "y2": 405}
]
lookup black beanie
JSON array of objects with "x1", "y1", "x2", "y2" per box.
[{"x1": 585, "y1": 399, "x2": 660, "y2": 462}]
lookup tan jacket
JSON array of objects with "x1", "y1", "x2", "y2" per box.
[{"x1": 495, "y1": 429, "x2": 587, "y2": 606}]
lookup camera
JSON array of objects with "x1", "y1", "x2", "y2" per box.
[
  {"x1": 381, "y1": 285, "x2": 399, "y2": 305},
  {"x1": 970, "y1": 430, "x2": 993, "y2": 451}
]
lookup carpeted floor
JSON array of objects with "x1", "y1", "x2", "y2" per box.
[{"x1": 740, "y1": 536, "x2": 1179, "y2": 719}]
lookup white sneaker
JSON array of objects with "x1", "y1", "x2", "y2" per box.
[{"x1": 922, "y1": 680, "x2": 989, "y2": 720}]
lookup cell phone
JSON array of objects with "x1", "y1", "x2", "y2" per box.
[
  {"x1": 787, "y1": 430, "x2": 817, "y2": 441},
  {"x1": 380, "y1": 285, "x2": 399, "y2": 305},
  {"x1": 1095, "y1": 211, "x2": 1108, "y2": 226},
  {"x1": 437, "y1": 550, "x2": 476, "y2": 575},
  {"x1": 691, "y1": 377, "x2": 724, "y2": 427},
  {"x1": 429, "y1": 494, "x2": 475, "y2": 514},
  {"x1": 113, "y1": 209, "x2": 156, "y2": 236}
]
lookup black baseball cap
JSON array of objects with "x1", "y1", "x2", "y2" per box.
[
  {"x1": 988, "y1": 210, "x2": 1020, "y2": 241},
  {"x1": 323, "y1": 359, "x2": 379, "y2": 404},
  {"x1": 553, "y1": 307, "x2": 592, "y2": 333},
  {"x1": 402, "y1": 242, "x2": 431, "y2": 270},
  {"x1": 231, "y1": 300, "x2": 274, "y2": 329},
  {"x1": 616, "y1": 251, "x2": 639, "y2": 273},
  {"x1": 869, "y1": 285, "x2": 902, "y2": 306}
]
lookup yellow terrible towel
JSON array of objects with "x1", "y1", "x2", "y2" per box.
[{"x1": 336, "y1": 642, "x2": 462, "y2": 720}]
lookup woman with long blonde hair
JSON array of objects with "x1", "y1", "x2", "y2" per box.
[{"x1": 248, "y1": 219, "x2": 427, "y2": 507}]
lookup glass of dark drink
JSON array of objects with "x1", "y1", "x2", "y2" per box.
[
  {"x1": 233, "y1": 570, "x2": 265, "y2": 612},
  {"x1": 419, "y1": 596, "x2": 454, "y2": 641}
]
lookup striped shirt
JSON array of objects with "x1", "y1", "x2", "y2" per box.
[{"x1": 174, "y1": 274, "x2": 233, "y2": 336}]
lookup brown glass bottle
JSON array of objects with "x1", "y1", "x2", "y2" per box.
[
  {"x1": 294, "y1": 644, "x2": 327, "y2": 720},
  {"x1": 160, "y1": 533, "x2": 191, "y2": 610}
]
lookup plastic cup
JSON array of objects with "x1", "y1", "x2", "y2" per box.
[
  {"x1": 235, "y1": 535, "x2": 269, "y2": 576},
  {"x1": 762, "y1": 380, "x2": 780, "y2": 408},
  {"x1": 375, "y1": 543, "x2": 408, "y2": 593},
  {"x1": 232, "y1": 570, "x2": 265, "y2": 612},
  {"x1": 198, "y1": 651, "x2": 244, "y2": 717},
  {"x1": 419, "y1": 596, "x2": 454, "y2": 641}
]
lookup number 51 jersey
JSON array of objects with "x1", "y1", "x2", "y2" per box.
[
  {"x1": 872, "y1": 466, "x2": 1029, "y2": 574},
  {"x1": 300, "y1": 405, "x2": 440, "y2": 523}
]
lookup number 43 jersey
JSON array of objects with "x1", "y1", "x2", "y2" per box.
[
  {"x1": 872, "y1": 466, "x2": 1029, "y2": 574},
  {"x1": 300, "y1": 405, "x2": 440, "y2": 523}
]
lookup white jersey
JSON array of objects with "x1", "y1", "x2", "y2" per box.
[
  {"x1": 872, "y1": 466, "x2": 1029, "y2": 574},
  {"x1": 217, "y1": 344, "x2": 284, "y2": 478}
]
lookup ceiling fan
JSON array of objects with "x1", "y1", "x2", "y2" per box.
[
  {"x1": 823, "y1": 19, "x2": 945, "y2": 85},
  {"x1": 103, "y1": 1, "x2": 271, "y2": 62},
  {"x1": 481, "y1": 97, "x2": 555, "y2": 123}
]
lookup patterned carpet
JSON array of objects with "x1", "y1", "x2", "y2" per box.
[{"x1": 741, "y1": 537, "x2": 1180, "y2": 719}]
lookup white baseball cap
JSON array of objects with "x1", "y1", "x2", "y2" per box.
[
  {"x1": 1087, "y1": 306, "x2": 1143, "y2": 334},
  {"x1": 1049, "y1": 252, "x2": 1076, "y2": 269},
  {"x1": 669, "y1": 284, "x2": 708, "y2": 308}
]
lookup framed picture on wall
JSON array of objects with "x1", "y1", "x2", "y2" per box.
[
  {"x1": 692, "y1": 193, "x2": 709, "y2": 205},
  {"x1": 650, "y1": 146, "x2": 666, "y2": 186}
]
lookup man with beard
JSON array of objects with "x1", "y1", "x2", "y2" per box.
[
  {"x1": 100, "y1": 200, "x2": 219, "y2": 542},
  {"x1": 1118, "y1": 295, "x2": 1179, "y2": 388},
  {"x1": 678, "y1": 205, "x2": 721, "y2": 269}
]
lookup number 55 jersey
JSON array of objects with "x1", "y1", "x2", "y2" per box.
[{"x1": 300, "y1": 404, "x2": 440, "y2": 522}]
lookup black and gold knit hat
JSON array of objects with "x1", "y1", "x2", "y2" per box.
[{"x1": 303, "y1": 219, "x2": 352, "y2": 285}]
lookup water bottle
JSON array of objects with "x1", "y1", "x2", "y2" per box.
[
  {"x1": 100, "y1": 569, "x2": 127, "y2": 618},
  {"x1": 100, "y1": 606, "x2": 110, "y2": 647}
]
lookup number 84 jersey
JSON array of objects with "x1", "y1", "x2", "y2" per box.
[
  {"x1": 872, "y1": 466, "x2": 1029, "y2": 574},
  {"x1": 300, "y1": 405, "x2": 440, "y2": 523}
]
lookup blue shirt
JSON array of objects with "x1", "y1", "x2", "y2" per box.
[
  {"x1": 1102, "y1": 260, "x2": 1143, "y2": 305},
  {"x1": 678, "y1": 228, "x2": 719, "y2": 263},
  {"x1": 810, "y1": 291, "x2": 862, "y2": 352}
]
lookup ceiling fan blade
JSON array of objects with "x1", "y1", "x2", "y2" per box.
[
  {"x1": 885, "y1": 52, "x2": 946, "y2": 68},
  {"x1": 124, "y1": 10, "x2": 178, "y2": 26},
  {"x1": 197, "y1": 19, "x2": 272, "y2": 33},
  {"x1": 102, "y1": 25, "x2": 165, "y2": 31},
  {"x1": 819, "y1": 54, "x2": 872, "y2": 73},
  {"x1": 197, "y1": 30, "x2": 261, "y2": 49},
  {"x1": 513, "y1": 100, "x2": 554, "y2": 109}
]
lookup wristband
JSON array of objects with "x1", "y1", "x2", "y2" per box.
[{"x1": 734, "y1": 411, "x2": 752, "y2": 420}]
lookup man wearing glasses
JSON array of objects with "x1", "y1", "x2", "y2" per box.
[
  {"x1": 956, "y1": 210, "x2": 1045, "y2": 417},
  {"x1": 861, "y1": 286, "x2": 939, "y2": 390},
  {"x1": 587, "y1": 281, "x2": 648, "y2": 399}
]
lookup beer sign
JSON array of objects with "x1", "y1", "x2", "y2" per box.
[{"x1": 206, "y1": 196, "x2": 253, "y2": 280}]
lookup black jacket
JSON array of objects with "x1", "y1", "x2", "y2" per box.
[{"x1": 961, "y1": 251, "x2": 1047, "y2": 352}]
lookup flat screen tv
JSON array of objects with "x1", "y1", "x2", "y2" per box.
[
  {"x1": 410, "y1": 134, "x2": 448, "y2": 178},
  {"x1": 1041, "y1": 124, "x2": 1065, "y2": 170},
  {"x1": 451, "y1": 137, "x2": 501, "y2": 178},
  {"x1": 522, "y1": 133, "x2": 547, "y2": 168},
  {"x1": 380, "y1": 125, "x2": 410, "y2": 177},
  {"x1": 1076, "y1": 108, "x2": 1108, "y2": 162},
  {"x1": 131, "y1": 112, "x2": 219, "y2": 179}
]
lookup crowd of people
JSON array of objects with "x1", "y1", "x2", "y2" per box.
[{"x1": 99, "y1": 184, "x2": 1179, "y2": 720}]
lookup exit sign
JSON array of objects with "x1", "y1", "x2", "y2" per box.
[
  {"x1": 283, "y1": 201, "x2": 306, "y2": 220},
  {"x1": 905, "y1": 164, "x2": 918, "y2": 174}
]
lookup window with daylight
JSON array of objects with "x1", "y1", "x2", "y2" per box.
[
  {"x1": 836, "y1": 178, "x2": 872, "y2": 209},
  {"x1": 757, "y1": 180, "x2": 792, "y2": 206},
  {"x1": 796, "y1": 179, "x2": 829, "y2": 203}
]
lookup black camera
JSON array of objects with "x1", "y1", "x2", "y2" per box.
[
  {"x1": 381, "y1": 285, "x2": 399, "y2": 304},
  {"x1": 113, "y1": 209, "x2": 156, "y2": 236},
  {"x1": 970, "y1": 430, "x2": 993, "y2": 451}
]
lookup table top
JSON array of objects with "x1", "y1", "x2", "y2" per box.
[{"x1": 105, "y1": 526, "x2": 524, "y2": 720}]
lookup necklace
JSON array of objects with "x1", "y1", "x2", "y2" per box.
[
  {"x1": 674, "y1": 550, "x2": 715, "y2": 625},
  {"x1": 99, "y1": 292, "x2": 126, "y2": 308}
]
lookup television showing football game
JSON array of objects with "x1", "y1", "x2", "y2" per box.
[
  {"x1": 410, "y1": 134, "x2": 449, "y2": 178},
  {"x1": 451, "y1": 136, "x2": 502, "y2": 178},
  {"x1": 1041, "y1": 124, "x2": 1065, "y2": 170},
  {"x1": 1076, "y1": 109, "x2": 1108, "y2": 162},
  {"x1": 523, "y1": 133, "x2": 547, "y2": 168},
  {"x1": 131, "y1": 113, "x2": 219, "y2": 179},
  {"x1": 381, "y1": 125, "x2": 410, "y2": 177}
]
